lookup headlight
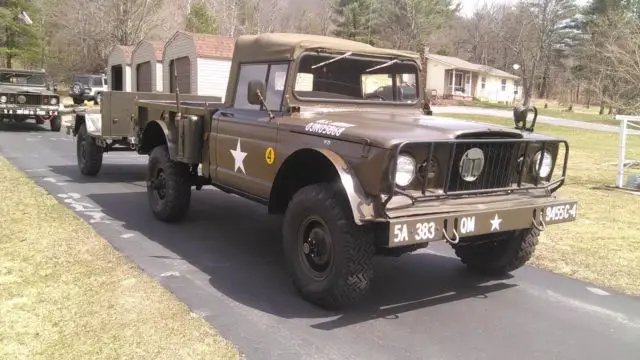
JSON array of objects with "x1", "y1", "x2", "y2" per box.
[
  {"x1": 0, "y1": 95, "x2": 5, "y2": 103},
  {"x1": 395, "y1": 154, "x2": 416, "y2": 187},
  {"x1": 17, "y1": 95, "x2": 26, "y2": 104},
  {"x1": 532, "y1": 150, "x2": 553, "y2": 178},
  {"x1": 49, "y1": 97, "x2": 58, "y2": 105}
]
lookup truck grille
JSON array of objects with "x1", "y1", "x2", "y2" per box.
[
  {"x1": 23, "y1": 94, "x2": 43, "y2": 105},
  {"x1": 445, "y1": 142, "x2": 519, "y2": 192}
]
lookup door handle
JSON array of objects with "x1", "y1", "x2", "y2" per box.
[
  {"x1": 113, "y1": 118, "x2": 119, "y2": 124},
  {"x1": 220, "y1": 111, "x2": 234, "y2": 118}
]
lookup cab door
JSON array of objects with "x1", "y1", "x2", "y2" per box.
[{"x1": 214, "y1": 62, "x2": 289, "y2": 200}]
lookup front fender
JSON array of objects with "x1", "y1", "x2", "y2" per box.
[{"x1": 314, "y1": 148, "x2": 377, "y2": 225}]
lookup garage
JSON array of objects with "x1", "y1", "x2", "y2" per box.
[
  {"x1": 106, "y1": 45, "x2": 133, "y2": 92},
  {"x1": 131, "y1": 40, "x2": 164, "y2": 92},
  {"x1": 162, "y1": 31, "x2": 234, "y2": 99}
]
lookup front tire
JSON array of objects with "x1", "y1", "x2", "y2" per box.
[
  {"x1": 282, "y1": 183, "x2": 375, "y2": 310},
  {"x1": 452, "y1": 227, "x2": 540, "y2": 276},
  {"x1": 76, "y1": 122, "x2": 103, "y2": 176},
  {"x1": 147, "y1": 144, "x2": 191, "y2": 222}
]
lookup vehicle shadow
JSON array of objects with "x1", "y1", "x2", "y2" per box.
[
  {"x1": 86, "y1": 185, "x2": 518, "y2": 330},
  {"x1": 0, "y1": 121, "x2": 51, "y2": 132},
  {"x1": 49, "y1": 163, "x2": 147, "y2": 184}
]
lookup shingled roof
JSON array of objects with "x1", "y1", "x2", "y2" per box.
[
  {"x1": 149, "y1": 41, "x2": 164, "y2": 61},
  {"x1": 426, "y1": 53, "x2": 519, "y2": 79},
  {"x1": 168, "y1": 31, "x2": 235, "y2": 59}
]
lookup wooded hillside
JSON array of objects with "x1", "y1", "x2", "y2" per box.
[{"x1": 1, "y1": 0, "x2": 639, "y2": 113}]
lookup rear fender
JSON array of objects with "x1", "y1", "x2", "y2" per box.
[{"x1": 139, "y1": 120, "x2": 178, "y2": 159}]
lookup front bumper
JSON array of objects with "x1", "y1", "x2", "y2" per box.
[
  {"x1": 387, "y1": 197, "x2": 577, "y2": 247},
  {"x1": 0, "y1": 105, "x2": 59, "y2": 117}
]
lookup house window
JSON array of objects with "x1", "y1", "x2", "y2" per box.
[
  {"x1": 501, "y1": 79, "x2": 507, "y2": 91},
  {"x1": 481, "y1": 77, "x2": 486, "y2": 89},
  {"x1": 234, "y1": 63, "x2": 289, "y2": 111}
]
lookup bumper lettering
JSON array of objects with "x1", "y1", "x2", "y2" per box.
[{"x1": 386, "y1": 199, "x2": 578, "y2": 248}]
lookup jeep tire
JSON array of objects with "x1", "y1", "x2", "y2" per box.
[
  {"x1": 452, "y1": 227, "x2": 540, "y2": 276},
  {"x1": 50, "y1": 115, "x2": 62, "y2": 132},
  {"x1": 76, "y1": 122, "x2": 103, "y2": 176},
  {"x1": 282, "y1": 183, "x2": 375, "y2": 310},
  {"x1": 147, "y1": 144, "x2": 191, "y2": 222}
]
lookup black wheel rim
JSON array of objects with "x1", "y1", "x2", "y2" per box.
[
  {"x1": 297, "y1": 215, "x2": 333, "y2": 280},
  {"x1": 151, "y1": 169, "x2": 167, "y2": 201}
]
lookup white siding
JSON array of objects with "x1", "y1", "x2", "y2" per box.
[
  {"x1": 124, "y1": 65, "x2": 132, "y2": 92},
  {"x1": 106, "y1": 46, "x2": 132, "y2": 92},
  {"x1": 196, "y1": 58, "x2": 231, "y2": 100},
  {"x1": 475, "y1": 74, "x2": 522, "y2": 102},
  {"x1": 163, "y1": 32, "x2": 197, "y2": 93},
  {"x1": 425, "y1": 60, "x2": 446, "y2": 96},
  {"x1": 155, "y1": 61, "x2": 163, "y2": 91},
  {"x1": 131, "y1": 41, "x2": 163, "y2": 92}
]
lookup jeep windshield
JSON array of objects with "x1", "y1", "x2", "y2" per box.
[
  {"x1": 293, "y1": 52, "x2": 420, "y2": 104},
  {"x1": 0, "y1": 71, "x2": 46, "y2": 87}
]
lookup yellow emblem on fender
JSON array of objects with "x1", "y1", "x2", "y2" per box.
[{"x1": 265, "y1": 147, "x2": 275, "y2": 165}]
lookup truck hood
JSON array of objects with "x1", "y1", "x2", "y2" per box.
[
  {"x1": 281, "y1": 106, "x2": 552, "y2": 148},
  {"x1": 0, "y1": 84, "x2": 55, "y2": 95}
]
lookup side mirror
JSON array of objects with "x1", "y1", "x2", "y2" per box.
[{"x1": 247, "y1": 80, "x2": 266, "y2": 105}]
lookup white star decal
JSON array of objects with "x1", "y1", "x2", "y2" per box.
[
  {"x1": 230, "y1": 138, "x2": 247, "y2": 174},
  {"x1": 490, "y1": 214, "x2": 503, "y2": 232}
]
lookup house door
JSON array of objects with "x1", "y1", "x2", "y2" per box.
[{"x1": 136, "y1": 61, "x2": 152, "y2": 92}]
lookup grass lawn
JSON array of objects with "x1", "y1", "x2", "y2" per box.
[
  {"x1": 0, "y1": 155, "x2": 240, "y2": 360},
  {"x1": 438, "y1": 113, "x2": 640, "y2": 296},
  {"x1": 456, "y1": 99, "x2": 619, "y2": 126}
]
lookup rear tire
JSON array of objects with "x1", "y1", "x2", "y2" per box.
[
  {"x1": 147, "y1": 144, "x2": 191, "y2": 222},
  {"x1": 76, "y1": 122, "x2": 103, "y2": 176},
  {"x1": 282, "y1": 182, "x2": 375, "y2": 310},
  {"x1": 452, "y1": 227, "x2": 540, "y2": 276}
]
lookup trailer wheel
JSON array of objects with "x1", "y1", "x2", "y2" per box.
[
  {"x1": 282, "y1": 182, "x2": 375, "y2": 310},
  {"x1": 147, "y1": 144, "x2": 191, "y2": 222},
  {"x1": 76, "y1": 122, "x2": 103, "y2": 176},
  {"x1": 50, "y1": 115, "x2": 62, "y2": 132}
]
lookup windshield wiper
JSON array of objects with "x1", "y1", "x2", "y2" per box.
[
  {"x1": 311, "y1": 51, "x2": 353, "y2": 69},
  {"x1": 365, "y1": 59, "x2": 399, "y2": 72}
]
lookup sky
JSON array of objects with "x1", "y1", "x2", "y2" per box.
[{"x1": 458, "y1": 0, "x2": 591, "y2": 17}]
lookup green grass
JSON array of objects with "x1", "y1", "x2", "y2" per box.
[
  {"x1": 455, "y1": 99, "x2": 619, "y2": 126},
  {"x1": 437, "y1": 113, "x2": 640, "y2": 296},
  {"x1": 0, "y1": 155, "x2": 240, "y2": 360}
]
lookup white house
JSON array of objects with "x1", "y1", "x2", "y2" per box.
[
  {"x1": 425, "y1": 53, "x2": 522, "y2": 103},
  {"x1": 162, "y1": 31, "x2": 234, "y2": 100},
  {"x1": 131, "y1": 40, "x2": 164, "y2": 92},
  {"x1": 107, "y1": 45, "x2": 133, "y2": 92}
]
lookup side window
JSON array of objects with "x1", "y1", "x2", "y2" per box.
[
  {"x1": 266, "y1": 64, "x2": 288, "y2": 111},
  {"x1": 235, "y1": 64, "x2": 268, "y2": 110}
]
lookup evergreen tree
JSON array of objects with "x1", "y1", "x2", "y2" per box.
[
  {"x1": 185, "y1": 0, "x2": 219, "y2": 35},
  {"x1": 0, "y1": 0, "x2": 41, "y2": 68},
  {"x1": 331, "y1": 0, "x2": 380, "y2": 45}
]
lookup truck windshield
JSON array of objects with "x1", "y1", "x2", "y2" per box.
[
  {"x1": 293, "y1": 52, "x2": 420, "y2": 104},
  {"x1": 0, "y1": 71, "x2": 47, "y2": 86}
]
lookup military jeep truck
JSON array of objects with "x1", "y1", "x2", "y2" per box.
[
  {"x1": 71, "y1": 33, "x2": 578, "y2": 310},
  {"x1": 0, "y1": 68, "x2": 62, "y2": 131}
]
